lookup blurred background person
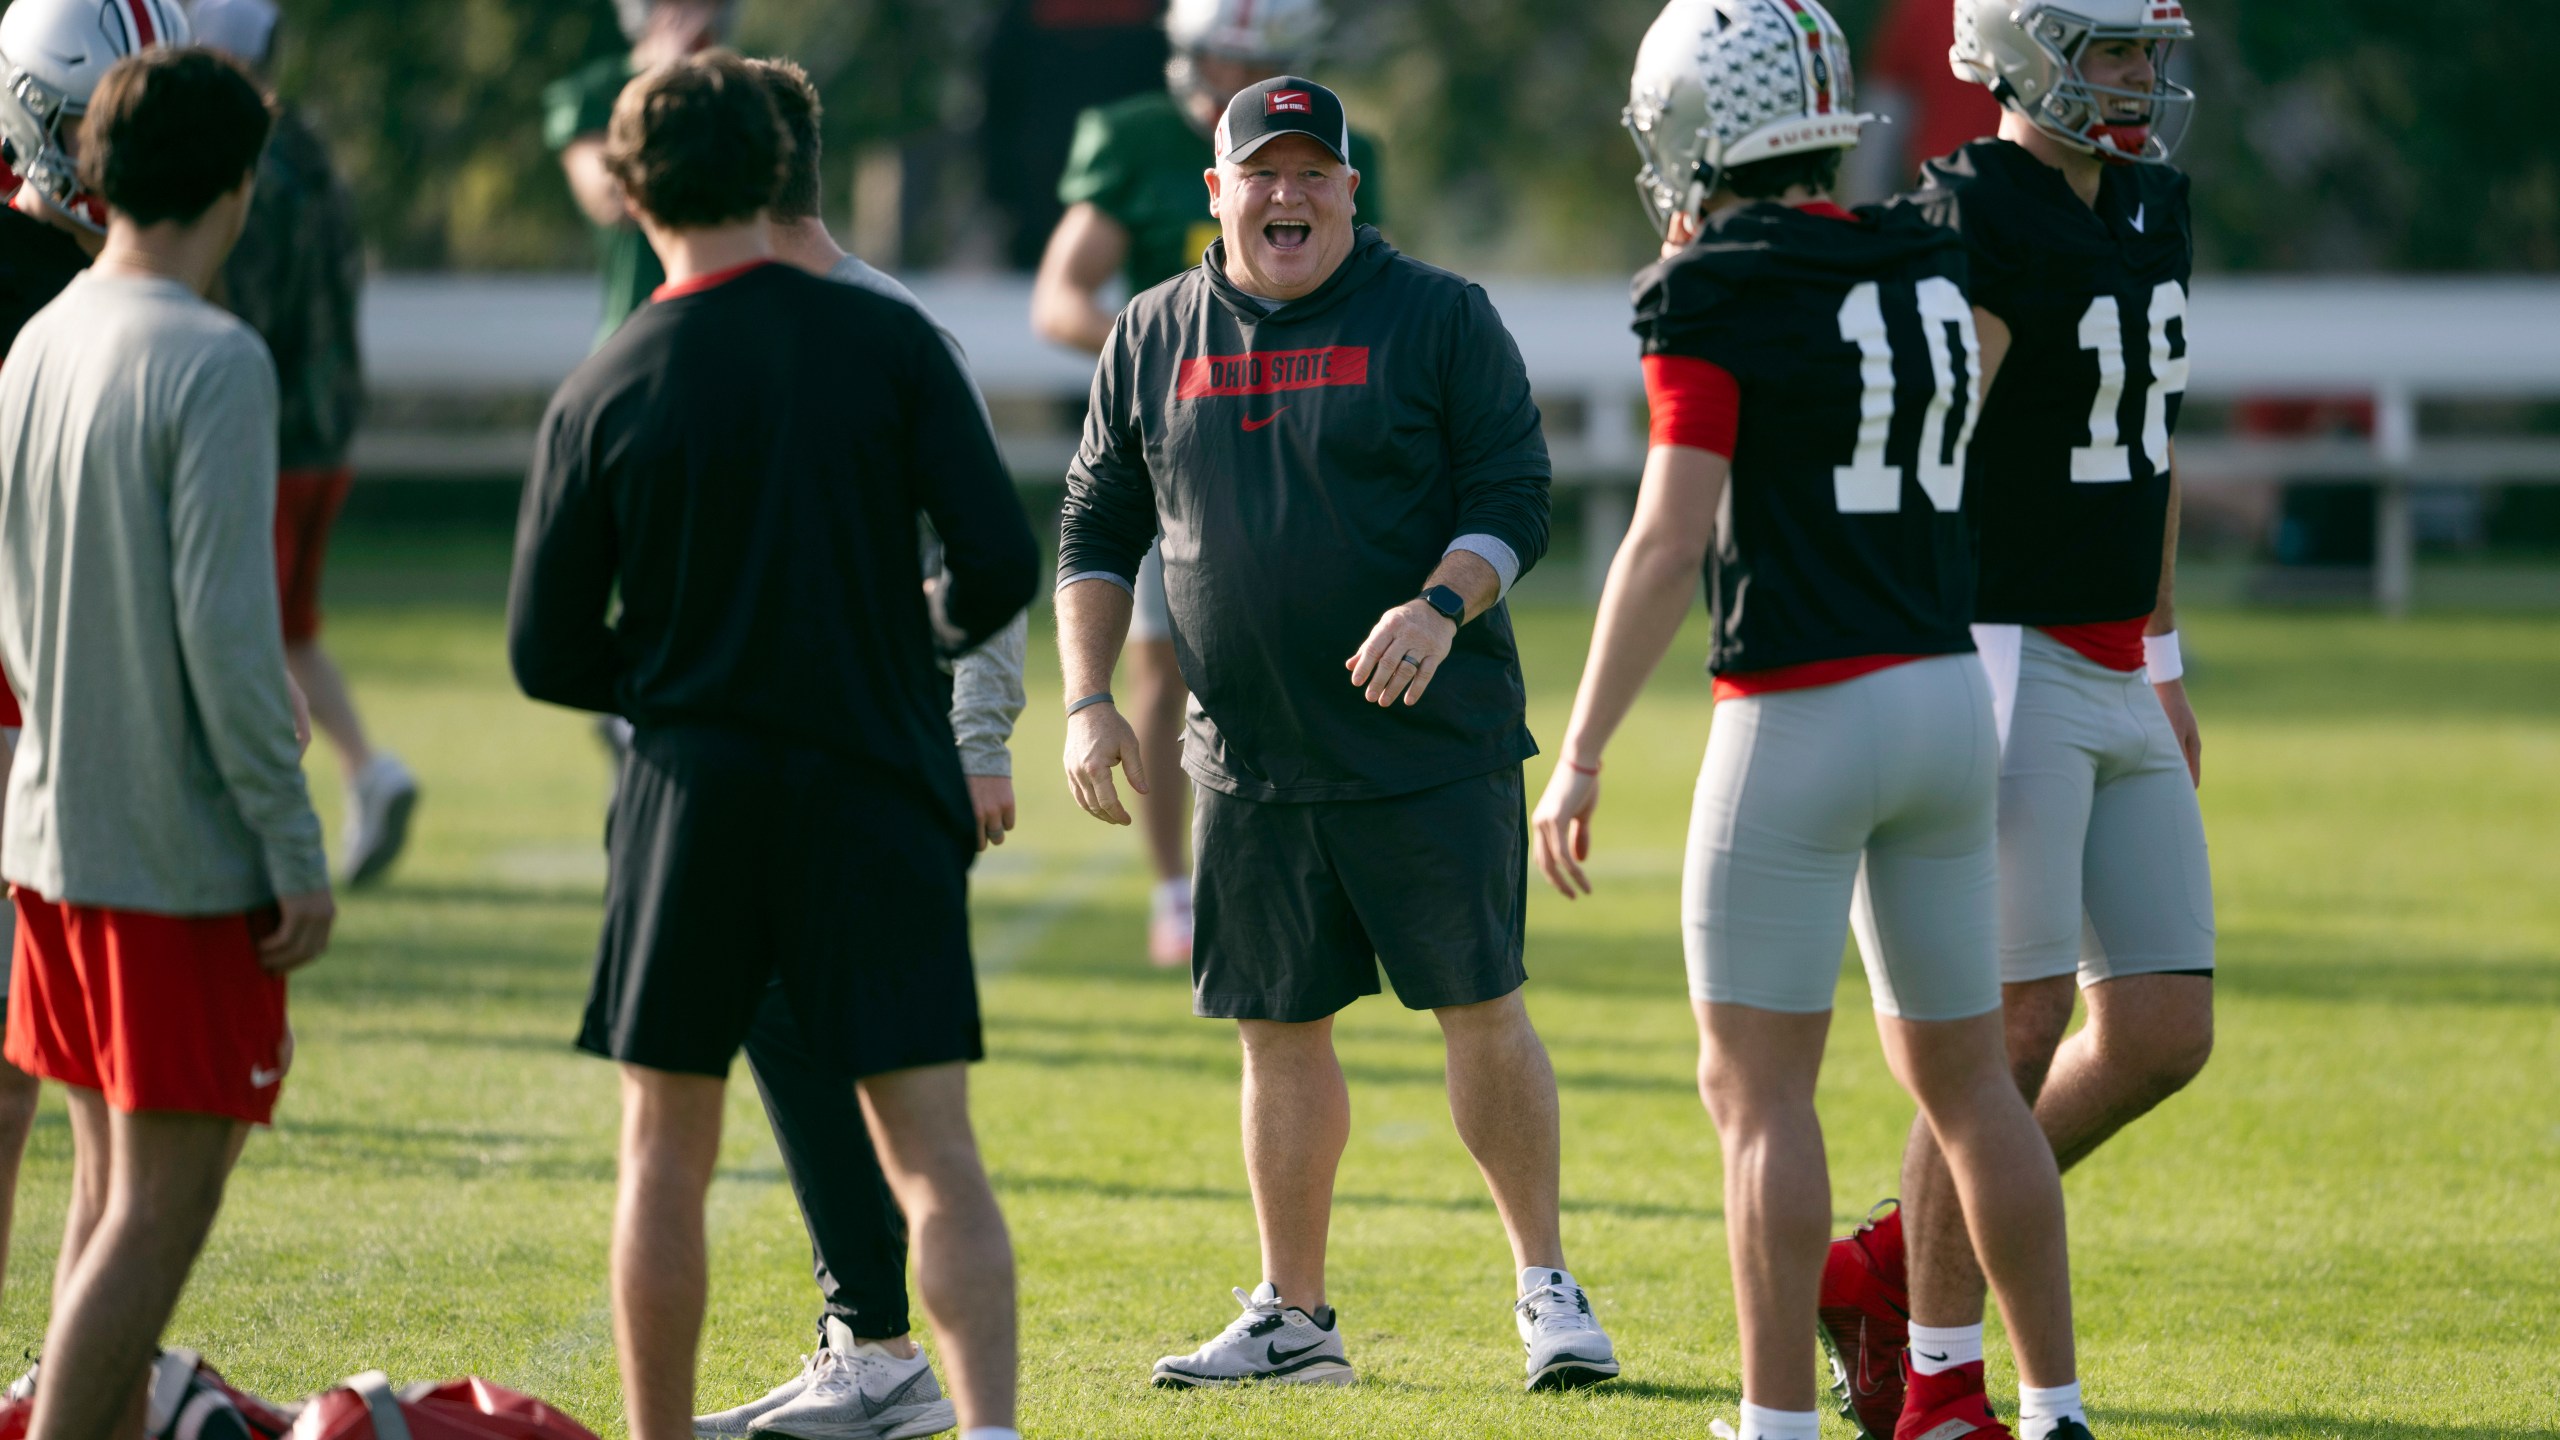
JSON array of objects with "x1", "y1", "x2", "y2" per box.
[
  {"x1": 0, "y1": 0, "x2": 183, "y2": 1326},
  {"x1": 979, "y1": 0, "x2": 1168, "y2": 272},
  {"x1": 543, "y1": 0, "x2": 735, "y2": 349},
  {"x1": 1839, "y1": 0, "x2": 2004, "y2": 202},
  {"x1": 1030, "y1": 0, "x2": 1384, "y2": 969},
  {"x1": 198, "y1": 0, "x2": 419, "y2": 889}
]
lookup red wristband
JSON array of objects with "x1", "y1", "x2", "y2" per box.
[{"x1": 1565, "y1": 758, "x2": 1601, "y2": 776}]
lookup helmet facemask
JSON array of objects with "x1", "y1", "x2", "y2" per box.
[
  {"x1": 1623, "y1": 95, "x2": 1724, "y2": 239},
  {"x1": 0, "y1": 67, "x2": 103, "y2": 234},
  {"x1": 2006, "y1": 6, "x2": 2196, "y2": 166}
]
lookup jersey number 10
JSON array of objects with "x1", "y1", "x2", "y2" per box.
[
  {"x1": 2073, "y1": 280, "x2": 2190, "y2": 483},
  {"x1": 1833, "y1": 277, "x2": 1982, "y2": 515}
]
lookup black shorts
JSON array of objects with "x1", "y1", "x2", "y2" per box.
[
  {"x1": 1191, "y1": 765, "x2": 1528, "y2": 1023},
  {"x1": 578, "y1": 725, "x2": 983, "y2": 1079}
]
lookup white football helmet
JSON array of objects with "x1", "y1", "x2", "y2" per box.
[
  {"x1": 1624, "y1": 0, "x2": 1876, "y2": 236},
  {"x1": 1166, "y1": 0, "x2": 1327, "y2": 111},
  {"x1": 0, "y1": 0, "x2": 191, "y2": 233},
  {"x1": 612, "y1": 0, "x2": 740, "y2": 47},
  {"x1": 1950, "y1": 0, "x2": 2195, "y2": 165}
]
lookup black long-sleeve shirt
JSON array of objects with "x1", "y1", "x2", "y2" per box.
[
  {"x1": 1058, "y1": 227, "x2": 1552, "y2": 802},
  {"x1": 510, "y1": 262, "x2": 1038, "y2": 834}
]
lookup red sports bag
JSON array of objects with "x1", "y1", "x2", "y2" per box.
[{"x1": 286, "y1": 1374, "x2": 600, "y2": 1440}]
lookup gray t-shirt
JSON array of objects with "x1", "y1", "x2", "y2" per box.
[{"x1": 0, "y1": 273, "x2": 325, "y2": 911}]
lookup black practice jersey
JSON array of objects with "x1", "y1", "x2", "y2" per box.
[
  {"x1": 1632, "y1": 202, "x2": 1982, "y2": 677},
  {"x1": 0, "y1": 204, "x2": 89, "y2": 360},
  {"x1": 1909, "y1": 139, "x2": 2193, "y2": 625}
]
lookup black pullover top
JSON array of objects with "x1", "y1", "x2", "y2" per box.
[
  {"x1": 1058, "y1": 226, "x2": 1552, "y2": 803},
  {"x1": 509, "y1": 262, "x2": 1040, "y2": 835}
]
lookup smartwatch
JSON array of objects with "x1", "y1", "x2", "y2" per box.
[{"x1": 1419, "y1": 584, "x2": 1466, "y2": 626}]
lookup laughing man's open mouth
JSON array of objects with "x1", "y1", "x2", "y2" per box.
[{"x1": 1264, "y1": 221, "x2": 1311, "y2": 252}]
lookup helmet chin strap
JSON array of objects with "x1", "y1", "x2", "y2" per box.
[{"x1": 2091, "y1": 122, "x2": 2151, "y2": 167}]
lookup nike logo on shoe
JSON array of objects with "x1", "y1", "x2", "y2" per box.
[
  {"x1": 1241, "y1": 407, "x2": 1289, "y2": 432},
  {"x1": 1265, "y1": 1340, "x2": 1327, "y2": 1365}
]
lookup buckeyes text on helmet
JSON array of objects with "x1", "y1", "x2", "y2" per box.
[
  {"x1": 0, "y1": 0, "x2": 192, "y2": 234},
  {"x1": 1949, "y1": 0, "x2": 2196, "y2": 165},
  {"x1": 1623, "y1": 0, "x2": 1877, "y2": 236}
]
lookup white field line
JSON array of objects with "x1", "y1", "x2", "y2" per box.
[{"x1": 973, "y1": 843, "x2": 1136, "y2": 976}]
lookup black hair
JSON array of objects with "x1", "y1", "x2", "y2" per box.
[
  {"x1": 80, "y1": 48, "x2": 273, "y2": 227},
  {"x1": 1724, "y1": 147, "x2": 1844, "y2": 201}
]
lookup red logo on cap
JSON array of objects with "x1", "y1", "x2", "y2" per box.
[{"x1": 1266, "y1": 90, "x2": 1312, "y2": 115}]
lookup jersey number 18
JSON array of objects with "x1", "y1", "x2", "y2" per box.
[
  {"x1": 2073, "y1": 280, "x2": 2189, "y2": 483},
  {"x1": 1833, "y1": 277, "x2": 1982, "y2": 515}
]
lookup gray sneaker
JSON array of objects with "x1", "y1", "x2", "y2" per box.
[
  {"x1": 1151, "y1": 1283, "x2": 1353, "y2": 1389},
  {"x1": 341, "y1": 752, "x2": 418, "y2": 887},
  {"x1": 750, "y1": 1319, "x2": 955, "y2": 1440},
  {"x1": 696, "y1": 1351, "x2": 820, "y2": 1439}
]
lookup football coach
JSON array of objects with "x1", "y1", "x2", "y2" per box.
[{"x1": 1056, "y1": 76, "x2": 1621, "y2": 1394}]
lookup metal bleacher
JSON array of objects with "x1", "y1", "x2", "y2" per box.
[{"x1": 360, "y1": 272, "x2": 2560, "y2": 615}]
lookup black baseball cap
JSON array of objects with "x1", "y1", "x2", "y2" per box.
[{"x1": 1214, "y1": 76, "x2": 1351, "y2": 166}]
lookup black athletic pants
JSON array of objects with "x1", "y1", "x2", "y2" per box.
[{"x1": 743, "y1": 978, "x2": 912, "y2": 1340}]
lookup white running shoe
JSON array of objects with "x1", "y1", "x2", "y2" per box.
[
  {"x1": 695, "y1": 1352, "x2": 820, "y2": 1439},
  {"x1": 4, "y1": 1360, "x2": 33, "y2": 1400},
  {"x1": 751, "y1": 1319, "x2": 955, "y2": 1440},
  {"x1": 340, "y1": 752, "x2": 418, "y2": 888},
  {"x1": 1515, "y1": 1270, "x2": 1621, "y2": 1391},
  {"x1": 1151, "y1": 1283, "x2": 1352, "y2": 1389}
]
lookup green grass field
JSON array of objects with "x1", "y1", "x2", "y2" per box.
[{"x1": 1, "y1": 528, "x2": 2553, "y2": 1438}]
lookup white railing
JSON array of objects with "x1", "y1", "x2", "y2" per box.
[{"x1": 360, "y1": 272, "x2": 2560, "y2": 614}]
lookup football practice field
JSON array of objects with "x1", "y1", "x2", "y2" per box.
[{"x1": 0, "y1": 527, "x2": 2551, "y2": 1439}]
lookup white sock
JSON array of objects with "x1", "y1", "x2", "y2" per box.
[
  {"x1": 960, "y1": 1431, "x2": 1020, "y2": 1440},
  {"x1": 1518, "y1": 1265, "x2": 1577, "y2": 1295},
  {"x1": 1736, "y1": 1401, "x2": 1821, "y2": 1440},
  {"x1": 1152, "y1": 876, "x2": 1192, "y2": 914},
  {"x1": 1908, "y1": 1321, "x2": 1985, "y2": 1376},
  {"x1": 2018, "y1": 1380, "x2": 2085, "y2": 1440}
]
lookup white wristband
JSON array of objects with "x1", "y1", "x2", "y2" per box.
[{"x1": 2143, "y1": 630, "x2": 2184, "y2": 684}]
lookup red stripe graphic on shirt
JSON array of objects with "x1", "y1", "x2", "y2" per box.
[
  {"x1": 1176, "y1": 346, "x2": 1369, "y2": 399},
  {"x1": 125, "y1": 0, "x2": 158, "y2": 47}
]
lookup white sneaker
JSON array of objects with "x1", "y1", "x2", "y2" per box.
[
  {"x1": 1515, "y1": 1270, "x2": 1620, "y2": 1391},
  {"x1": 696, "y1": 1351, "x2": 820, "y2": 1439},
  {"x1": 4, "y1": 1360, "x2": 33, "y2": 1400},
  {"x1": 341, "y1": 752, "x2": 418, "y2": 887},
  {"x1": 751, "y1": 1319, "x2": 955, "y2": 1440},
  {"x1": 1151, "y1": 1283, "x2": 1353, "y2": 1389}
]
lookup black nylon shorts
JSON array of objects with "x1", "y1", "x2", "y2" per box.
[
  {"x1": 1190, "y1": 764, "x2": 1529, "y2": 1023},
  {"x1": 578, "y1": 725, "x2": 983, "y2": 1078}
]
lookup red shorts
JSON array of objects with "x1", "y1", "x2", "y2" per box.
[
  {"x1": 274, "y1": 466, "x2": 353, "y2": 644},
  {"x1": 5, "y1": 890, "x2": 291, "y2": 1125},
  {"x1": 0, "y1": 664, "x2": 16, "y2": 729}
]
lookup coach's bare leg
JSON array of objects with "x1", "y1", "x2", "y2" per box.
[
  {"x1": 860, "y1": 1062, "x2": 1016, "y2": 1432},
  {"x1": 1438, "y1": 991, "x2": 1568, "y2": 1273},
  {"x1": 0, "y1": 1059, "x2": 38, "y2": 1300},
  {"x1": 1906, "y1": 973, "x2": 2212, "y2": 1325},
  {"x1": 613, "y1": 1066, "x2": 724, "y2": 1440},
  {"x1": 1128, "y1": 640, "x2": 1190, "y2": 885},
  {"x1": 1697, "y1": 1002, "x2": 1834, "y2": 1412},
  {"x1": 1239, "y1": 1015, "x2": 1349, "y2": 1308},
  {"x1": 286, "y1": 642, "x2": 374, "y2": 781},
  {"x1": 1880, "y1": 1007, "x2": 2075, "y2": 1389},
  {"x1": 28, "y1": 1100, "x2": 241, "y2": 1440}
]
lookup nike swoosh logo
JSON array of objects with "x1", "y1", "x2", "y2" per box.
[
  {"x1": 250, "y1": 1066, "x2": 284, "y2": 1088},
  {"x1": 1266, "y1": 1339, "x2": 1326, "y2": 1365},
  {"x1": 2131, "y1": 204, "x2": 2146, "y2": 232},
  {"x1": 1241, "y1": 406, "x2": 1289, "y2": 432},
  {"x1": 1917, "y1": 1350, "x2": 1950, "y2": 1362}
]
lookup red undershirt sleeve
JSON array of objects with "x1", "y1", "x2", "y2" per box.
[{"x1": 1641, "y1": 353, "x2": 1740, "y2": 460}]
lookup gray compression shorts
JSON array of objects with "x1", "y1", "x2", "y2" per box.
[
  {"x1": 1974, "y1": 625, "x2": 2216, "y2": 986},
  {"x1": 1130, "y1": 542, "x2": 1172, "y2": 644},
  {"x1": 1682, "y1": 654, "x2": 2002, "y2": 1022}
]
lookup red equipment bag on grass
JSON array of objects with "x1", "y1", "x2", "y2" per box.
[{"x1": 286, "y1": 1374, "x2": 600, "y2": 1440}]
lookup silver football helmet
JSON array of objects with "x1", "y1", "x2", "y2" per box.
[
  {"x1": 1624, "y1": 0, "x2": 1877, "y2": 235},
  {"x1": 1950, "y1": 0, "x2": 2196, "y2": 165},
  {"x1": 0, "y1": 0, "x2": 192, "y2": 234},
  {"x1": 1166, "y1": 0, "x2": 1328, "y2": 111},
  {"x1": 612, "y1": 0, "x2": 741, "y2": 47}
]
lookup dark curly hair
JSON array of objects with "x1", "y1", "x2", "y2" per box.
[
  {"x1": 606, "y1": 51, "x2": 790, "y2": 230},
  {"x1": 79, "y1": 48, "x2": 273, "y2": 228},
  {"x1": 1724, "y1": 146, "x2": 1845, "y2": 202},
  {"x1": 748, "y1": 58, "x2": 824, "y2": 224}
]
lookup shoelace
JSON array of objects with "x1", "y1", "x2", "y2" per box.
[
  {"x1": 1515, "y1": 1282, "x2": 1597, "y2": 1332},
  {"x1": 807, "y1": 1343, "x2": 926, "y2": 1400},
  {"x1": 1211, "y1": 1287, "x2": 1289, "y2": 1345}
]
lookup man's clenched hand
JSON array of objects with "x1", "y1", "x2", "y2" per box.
[{"x1": 1064, "y1": 703, "x2": 1149, "y2": 824}]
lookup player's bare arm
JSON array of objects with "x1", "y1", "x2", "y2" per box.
[
  {"x1": 1345, "y1": 549, "x2": 1498, "y2": 709},
  {"x1": 1531, "y1": 444, "x2": 1729, "y2": 899},
  {"x1": 558, "y1": 137, "x2": 629, "y2": 229},
  {"x1": 1030, "y1": 202, "x2": 1131, "y2": 355},
  {"x1": 1057, "y1": 577, "x2": 1147, "y2": 824},
  {"x1": 2151, "y1": 443, "x2": 2202, "y2": 784}
]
